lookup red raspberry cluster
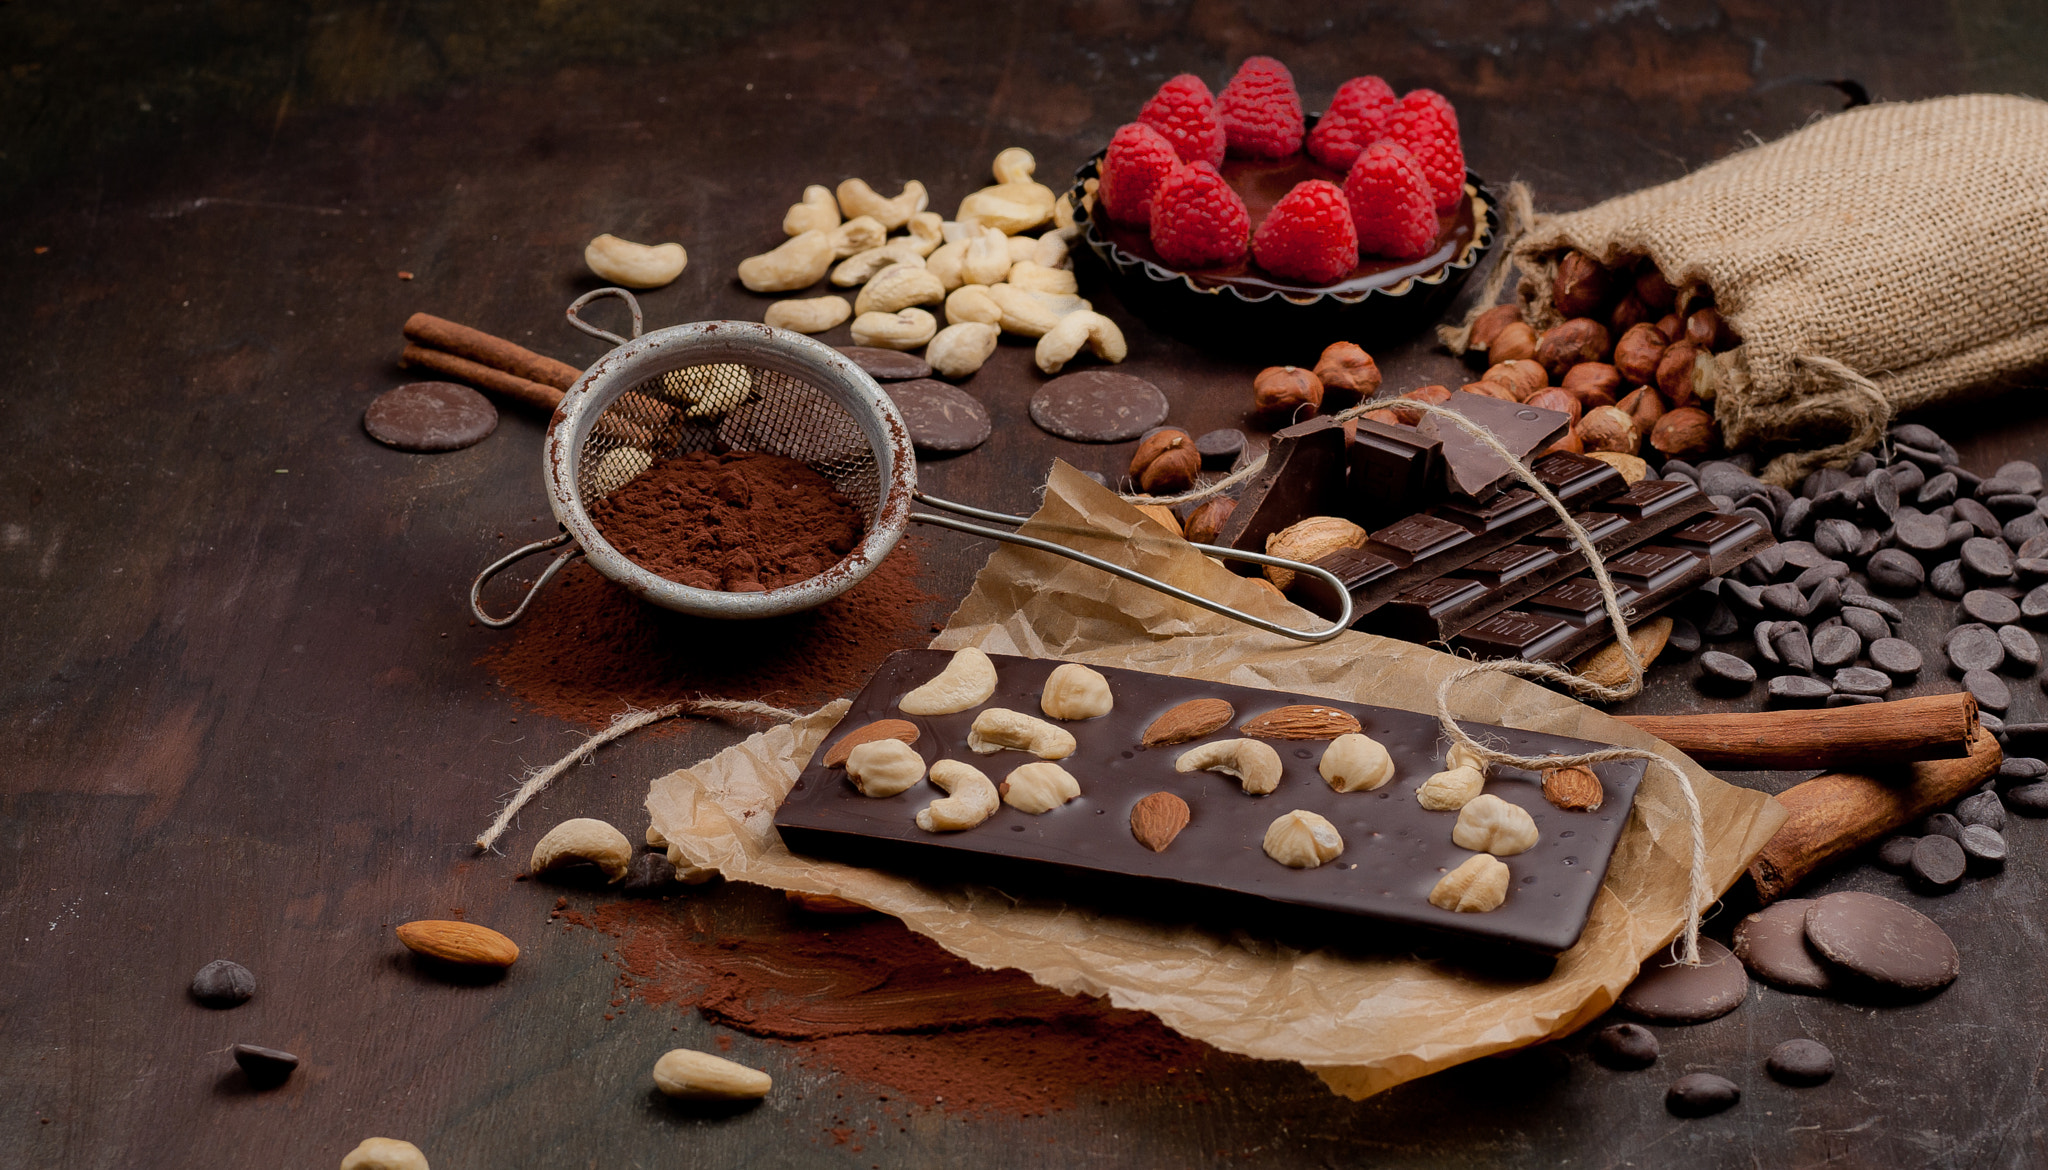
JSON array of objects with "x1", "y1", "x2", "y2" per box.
[{"x1": 1099, "y1": 58, "x2": 1465, "y2": 283}]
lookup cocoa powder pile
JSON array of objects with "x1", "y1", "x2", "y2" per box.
[{"x1": 590, "y1": 450, "x2": 865, "y2": 592}]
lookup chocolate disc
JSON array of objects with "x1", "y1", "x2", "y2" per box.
[
  {"x1": 1029, "y1": 371, "x2": 1170, "y2": 442},
  {"x1": 1731, "y1": 899, "x2": 1832, "y2": 993},
  {"x1": 1803, "y1": 890, "x2": 1959, "y2": 994},
  {"x1": 364, "y1": 382, "x2": 498, "y2": 452},
  {"x1": 838, "y1": 346, "x2": 932, "y2": 381},
  {"x1": 1619, "y1": 936, "x2": 1748, "y2": 1023},
  {"x1": 885, "y1": 379, "x2": 992, "y2": 454}
]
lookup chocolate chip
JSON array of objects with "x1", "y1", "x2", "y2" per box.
[
  {"x1": 1765, "y1": 1039, "x2": 1835, "y2": 1087},
  {"x1": 1947, "y1": 463, "x2": 1985, "y2": 492},
  {"x1": 1876, "y1": 835, "x2": 1919, "y2": 872},
  {"x1": 1964, "y1": 668, "x2": 2011, "y2": 711},
  {"x1": 1962, "y1": 589, "x2": 2022, "y2": 625},
  {"x1": 1778, "y1": 541, "x2": 1829, "y2": 572},
  {"x1": 1999, "y1": 460, "x2": 2045, "y2": 493},
  {"x1": 363, "y1": 382, "x2": 499, "y2": 452},
  {"x1": 1997, "y1": 756, "x2": 2048, "y2": 787},
  {"x1": 1813, "y1": 518, "x2": 1861, "y2": 560},
  {"x1": 1962, "y1": 536, "x2": 2017, "y2": 582},
  {"x1": 1753, "y1": 621, "x2": 1781, "y2": 665},
  {"x1": 1772, "y1": 624, "x2": 1815, "y2": 675},
  {"x1": 1591, "y1": 1022, "x2": 1660, "y2": 1070},
  {"x1": 1917, "y1": 470, "x2": 1959, "y2": 507},
  {"x1": 2005, "y1": 781, "x2": 2048, "y2": 816},
  {"x1": 2015, "y1": 557, "x2": 2048, "y2": 582},
  {"x1": 1841, "y1": 606, "x2": 1891, "y2": 643},
  {"x1": 1723, "y1": 579, "x2": 1766, "y2": 614},
  {"x1": 1621, "y1": 937, "x2": 1748, "y2": 1023},
  {"x1": 1768, "y1": 675, "x2": 1832, "y2": 706},
  {"x1": 1947, "y1": 624, "x2": 2005, "y2": 673},
  {"x1": 2023, "y1": 534, "x2": 2048, "y2": 560},
  {"x1": 1889, "y1": 461, "x2": 1927, "y2": 497},
  {"x1": 1945, "y1": 519, "x2": 1978, "y2": 550},
  {"x1": 1810, "y1": 625, "x2": 1859, "y2": 669},
  {"x1": 1666, "y1": 618, "x2": 1702, "y2": 656},
  {"x1": 1833, "y1": 666, "x2": 1892, "y2": 696},
  {"x1": 1864, "y1": 549, "x2": 1924, "y2": 593},
  {"x1": 1917, "y1": 812, "x2": 1964, "y2": 843},
  {"x1": 2007, "y1": 512, "x2": 2048, "y2": 546},
  {"x1": 1955, "y1": 498, "x2": 2002, "y2": 537},
  {"x1": 191, "y1": 960, "x2": 256, "y2": 1009},
  {"x1": 837, "y1": 346, "x2": 932, "y2": 380},
  {"x1": 1891, "y1": 424, "x2": 1957, "y2": 460},
  {"x1": 620, "y1": 850, "x2": 679, "y2": 895},
  {"x1": 1807, "y1": 576, "x2": 1844, "y2": 617},
  {"x1": 1760, "y1": 582, "x2": 1810, "y2": 619},
  {"x1": 1893, "y1": 512, "x2": 1950, "y2": 556},
  {"x1": 1867, "y1": 469, "x2": 1900, "y2": 517},
  {"x1": 885, "y1": 379, "x2": 993, "y2": 454},
  {"x1": 1804, "y1": 890, "x2": 1960, "y2": 994},
  {"x1": 1702, "y1": 602, "x2": 1740, "y2": 638},
  {"x1": 1960, "y1": 824, "x2": 2007, "y2": 874},
  {"x1": 1779, "y1": 497, "x2": 1814, "y2": 539},
  {"x1": 1028, "y1": 371, "x2": 1171, "y2": 442},
  {"x1": 1733, "y1": 899, "x2": 1833, "y2": 993},
  {"x1": 1909, "y1": 833, "x2": 1967, "y2": 892},
  {"x1": 1958, "y1": 790, "x2": 2008, "y2": 832},
  {"x1": 1194, "y1": 428, "x2": 1247, "y2": 470},
  {"x1": 1666, "y1": 1073, "x2": 1742, "y2": 1118},
  {"x1": 1865, "y1": 638, "x2": 1921, "y2": 678},
  {"x1": 2000, "y1": 624, "x2": 2041, "y2": 671},
  {"x1": 1699, "y1": 651, "x2": 1757, "y2": 690},
  {"x1": 233, "y1": 1043, "x2": 299, "y2": 1088},
  {"x1": 1986, "y1": 491, "x2": 2041, "y2": 517},
  {"x1": 2023, "y1": 583, "x2": 2048, "y2": 623},
  {"x1": 1982, "y1": 710, "x2": 2006, "y2": 736},
  {"x1": 1844, "y1": 590, "x2": 1904, "y2": 622},
  {"x1": 1928, "y1": 558, "x2": 1967, "y2": 598}
]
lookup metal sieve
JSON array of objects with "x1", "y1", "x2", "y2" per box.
[{"x1": 469, "y1": 288, "x2": 1351, "y2": 641}]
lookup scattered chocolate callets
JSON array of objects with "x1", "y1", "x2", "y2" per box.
[
  {"x1": 1929, "y1": 558, "x2": 1968, "y2": 598},
  {"x1": 1028, "y1": 371, "x2": 1170, "y2": 442},
  {"x1": 1619, "y1": 937, "x2": 1748, "y2": 1024},
  {"x1": 1841, "y1": 606, "x2": 1890, "y2": 644},
  {"x1": 1666, "y1": 617, "x2": 1701, "y2": 656},
  {"x1": 364, "y1": 382, "x2": 499, "y2": 452},
  {"x1": 1666, "y1": 1073, "x2": 1741, "y2": 1117},
  {"x1": 620, "y1": 851, "x2": 678, "y2": 895},
  {"x1": 1767, "y1": 675, "x2": 1831, "y2": 707},
  {"x1": 1962, "y1": 589, "x2": 2022, "y2": 626},
  {"x1": 1863, "y1": 549, "x2": 1924, "y2": 593},
  {"x1": 1698, "y1": 651, "x2": 1756, "y2": 690},
  {"x1": 1732, "y1": 899, "x2": 1833, "y2": 993},
  {"x1": 1765, "y1": 1039, "x2": 1835, "y2": 1087},
  {"x1": 884, "y1": 380, "x2": 992, "y2": 454},
  {"x1": 1957, "y1": 790, "x2": 2007, "y2": 832},
  {"x1": 1832, "y1": 666, "x2": 1891, "y2": 696},
  {"x1": 1918, "y1": 811, "x2": 1964, "y2": 842},
  {"x1": 1946, "y1": 624, "x2": 2005, "y2": 673},
  {"x1": 1590, "y1": 1022, "x2": 1659, "y2": 1070},
  {"x1": 190, "y1": 959, "x2": 256, "y2": 1008},
  {"x1": 1959, "y1": 824, "x2": 2007, "y2": 873},
  {"x1": 1875, "y1": 835, "x2": 1919, "y2": 872},
  {"x1": 1802, "y1": 891, "x2": 1960, "y2": 994},
  {"x1": 1194, "y1": 428, "x2": 1246, "y2": 469},
  {"x1": 232, "y1": 1043, "x2": 300, "y2": 1087},
  {"x1": 1963, "y1": 668, "x2": 2011, "y2": 712},
  {"x1": 838, "y1": 346, "x2": 932, "y2": 381},
  {"x1": 1961, "y1": 536, "x2": 2016, "y2": 582},
  {"x1": 1867, "y1": 638, "x2": 1922, "y2": 678},
  {"x1": 1909, "y1": 833, "x2": 1967, "y2": 892},
  {"x1": 1811, "y1": 625, "x2": 1860, "y2": 668},
  {"x1": 2006, "y1": 781, "x2": 2048, "y2": 816},
  {"x1": 2000, "y1": 624, "x2": 2041, "y2": 670}
]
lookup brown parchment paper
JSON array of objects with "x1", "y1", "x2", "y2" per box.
[{"x1": 646, "y1": 462, "x2": 1787, "y2": 1099}]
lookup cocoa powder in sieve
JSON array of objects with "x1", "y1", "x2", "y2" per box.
[{"x1": 589, "y1": 450, "x2": 865, "y2": 591}]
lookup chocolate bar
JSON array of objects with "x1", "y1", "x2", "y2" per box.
[
  {"x1": 774, "y1": 650, "x2": 1648, "y2": 957},
  {"x1": 1452, "y1": 536, "x2": 1724, "y2": 664}
]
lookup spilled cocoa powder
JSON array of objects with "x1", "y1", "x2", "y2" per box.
[
  {"x1": 569, "y1": 899, "x2": 1216, "y2": 1116},
  {"x1": 588, "y1": 450, "x2": 866, "y2": 591}
]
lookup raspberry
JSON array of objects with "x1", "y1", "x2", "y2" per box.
[
  {"x1": 1344, "y1": 142, "x2": 1438, "y2": 261},
  {"x1": 1149, "y1": 161, "x2": 1250, "y2": 270},
  {"x1": 1251, "y1": 180, "x2": 1358, "y2": 285},
  {"x1": 1306, "y1": 75, "x2": 1397, "y2": 172},
  {"x1": 1216, "y1": 56, "x2": 1304, "y2": 160},
  {"x1": 1098, "y1": 122, "x2": 1183, "y2": 224},
  {"x1": 1383, "y1": 88, "x2": 1465, "y2": 212},
  {"x1": 1138, "y1": 74, "x2": 1226, "y2": 167}
]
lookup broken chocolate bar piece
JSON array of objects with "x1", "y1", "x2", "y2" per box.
[
  {"x1": 1451, "y1": 541, "x2": 1717, "y2": 664},
  {"x1": 1419, "y1": 391, "x2": 1571, "y2": 499},
  {"x1": 1348, "y1": 419, "x2": 1442, "y2": 527},
  {"x1": 1214, "y1": 416, "x2": 1350, "y2": 555}
]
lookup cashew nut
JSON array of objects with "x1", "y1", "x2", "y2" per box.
[
  {"x1": 663, "y1": 363, "x2": 754, "y2": 419},
  {"x1": 904, "y1": 211, "x2": 946, "y2": 256},
  {"x1": 340, "y1": 1138, "x2": 430, "y2": 1170},
  {"x1": 1417, "y1": 766, "x2": 1486, "y2": 811},
  {"x1": 926, "y1": 322, "x2": 999, "y2": 379},
  {"x1": 843, "y1": 738, "x2": 926, "y2": 797},
  {"x1": 783, "y1": 184, "x2": 841, "y2": 236},
  {"x1": 898, "y1": 646, "x2": 998, "y2": 715},
  {"x1": 1444, "y1": 742, "x2": 1488, "y2": 773},
  {"x1": 1039, "y1": 662, "x2": 1113, "y2": 720},
  {"x1": 854, "y1": 265, "x2": 946, "y2": 315},
  {"x1": 916, "y1": 759, "x2": 1000, "y2": 832},
  {"x1": 958, "y1": 155, "x2": 1057, "y2": 234},
  {"x1": 940, "y1": 220, "x2": 971, "y2": 244},
  {"x1": 1032, "y1": 226, "x2": 1079, "y2": 270},
  {"x1": 967, "y1": 708, "x2": 1077, "y2": 760},
  {"x1": 663, "y1": 844, "x2": 719, "y2": 885},
  {"x1": 828, "y1": 214, "x2": 887, "y2": 259},
  {"x1": 850, "y1": 308, "x2": 937, "y2": 351},
  {"x1": 652, "y1": 1048, "x2": 773, "y2": 1100},
  {"x1": 531, "y1": 817, "x2": 633, "y2": 883},
  {"x1": 1320, "y1": 733, "x2": 1394, "y2": 793},
  {"x1": 985, "y1": 283, "x2": 1068, "y2": 337},
  {"x1": 836, "y1": 178, "x2": 929, "y2": 230},
  {"x1": 1054, "y1": 192, "x2": 1078, "y2": 231},
  {"x1": 1006, "y1": 260, "x2": 1077, "y2": 296},
  {"x1": 592, "y1": 446, "x2": 654, "y2": 489},
  {"x1": 1035, "y1": 311, "x2": 1127, "y2": 374},
  {"x1": 646, "y1": 823, "x2": 668, "y2": 848},
  {"x1": 925, "y1": 239, "x2": 969, "y2": 290},
  {"x1": 1006, "y1": 235, "x2": 1039, "y2": 264},
  {"x1": 945, "y1": 284, "x2": 1003, "y2": 327},
  {"x1": 1001, "y1": 761, "x2": 1081, "y2": 813},
  {"x1": 1451, "y1": 794, "x2": 1540, "y2": 856},
  {"x1": 584, "y1": 234, "x2": 687, "y2": 289},
  {"x1": 1430, "y1": 853, "x2": 1511, "y2": 913},
  {"x1": 1175, "y1": 738, "x2": 1283, "y2": 796},
  {"x1": 738, "y1": 230, "x2": 833, "y2": 292},
  {"x1": 991, "y1": 146, "x2": 1038, "y2": 186},
  {"x1": 1263, "y1": 809, "x2": 1344, "y2": 868},
  {"x1": 764, "y1": 295, "x2": 852, "y2": 334},
  {"x1": 961, "y1": 227, "x2": 1014, "y2": 287},
  {"x1": 831, "y1": 241, "x2": 926, "y2": 287}
]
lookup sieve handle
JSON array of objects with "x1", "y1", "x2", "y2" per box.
[
  {"x1": 565, "y1": 287, "x2": 646, "y2": 347},
  {"x1": 470, "y1": 531, "x2": 581, "y2": 628},
  {"x1": 909, "y1": 493, "x2": 1355, "y2": 644}
]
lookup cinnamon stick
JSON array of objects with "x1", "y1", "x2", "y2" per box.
[
  {"x1": 403, "y1": 312, "x2": 583, "y2": 392},
  {"x1": 1618, "y1": 692, "x2": 1977, "y2": 770},
  {"x1": 400, "y1": 344, "x2": 563, "y2": 413},
  {"x1": 1747, "y1": 725, "x2": 2003, "y2": 903}
]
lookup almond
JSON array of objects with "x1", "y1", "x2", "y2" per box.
[
  {"x1": 1141, "y1": 698, "x2": 1235, "y2": 747},
  {"x1": 1542, "y1": 765, "x2": 1605, "y2": 811},
  {"x1": 396, "y1": 920, "x2": 519, "y2": 968},
  {"x1": 1238, "y1": 704, "x2": 1362, "y2": 740},
  {"x1": 1130, "y1": 791, "x2": 1192, "y2": 852},
  {"x1": 821, "y1": 718, "x2": 921, "y2": 768}
]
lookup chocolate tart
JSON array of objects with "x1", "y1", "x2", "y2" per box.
[{"x1": 1069, "y1": 117, "x2": 1497, "y2": 362}]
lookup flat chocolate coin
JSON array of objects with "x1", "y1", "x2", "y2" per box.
[
  {"x1": 1731, "y1": 898, "x2": 1832, "y2": 993},
  {"x1": 1666, "y1": 1073, "x2": 1741, "y2": 1117},
  {"x1": 1765, "y1": 1038, "x2": 1835, "y2": 1086},
  {"x1": 885, "y1": 379, "x2": 992, "y2": 454},
  {"x1": 1619, "y1": 936, "x2": 1748, "y2": 1023},
  {"x1": 1029, "y1": 371, "x2": 1170, "y2": 443},
  {"x1": 364, "y1": 382, "x2": 498, "y2": 452},
  {"x1": 1591, "y1": 1022, "x2": 1659, "y2": 1070},
  {"x1": 837, "y1": 346, "x2": 931, "y2": 381},
  {"x1": 1803, "y1": 890, "x2": 1959, "y2": 994}
]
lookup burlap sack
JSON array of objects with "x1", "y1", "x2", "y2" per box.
[{"x1": 1485, "y1": 94, "x2": 2048, "y2": 484}]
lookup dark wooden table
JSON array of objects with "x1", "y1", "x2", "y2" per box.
[{"x1": 7, "y1": 3, "x2": 2048, "y2": 1166}]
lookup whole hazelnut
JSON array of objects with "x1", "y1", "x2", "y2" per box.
[
  {"x1": 1617, "y1": 384, "x2": 1668, "y2": 434},
  {"x1": 1653, "y1": 313, "x2": 1684, "y2": 343},
  {"x1": 1534, "y1": 318, "x2": 1612, "y2": 378},
  {"x1": 1525, "y1": 387, "x2": 1582, "y2": 426},
  {"x1": 1183, "y1": 497, "x2": 1238, "y2": 545},
  {"x1": 1551, "y1": 251, "x2": 1613, "y2": 318},
  {"x1": 1608, "y1": 293, "x2": 1651, "y2": 336},
  {"x1": 1467, "y1": 304, "x2": 1525, "y2": 355},
  {"x1": 1129, "y1": 428, "x2": 1198, "y2": 494},
  {"x1": 1634, "y1": 266, "x2": 1677, "y2": 312},
  {"x1": 1362, "y1": 408, "x2": 1404, "y2": 426},
  {"x1": 1538, "y1": 427, "x2": 1585, "y2": 457},
  {"x1": 1655, "y1": 340, "x2": 1703, "y2": 406},
  {"x1": 1685, "y1": 306, "x2": 1734, "y2": 351},
  {"x1": 1577, "y1": 405, "x2": 1641, "y2": 454},
  {"x1": 1311, "y1": 342, "x2": 1382, "y2": 406},
  {"x1": 1390, "y1": 384, "x2": 1452, "y2": 425},
  {"x1": 1651, "y1": 406, "x2": 1717, "y2": 458},
  {"x1": 1560, "y1": 362, "x2": 1623, "y2": 408},
  {"x1": 1460, "y1": 381, "x2": 1520, "y2": 402},
  {"x1": 1488, "y1": 321, "x2": 1539, "y2": 364},
  {"x1": 1252, "y1": 366, "x2": 1323, "y2": 425},
  {"x1": 1483, "y1": 359, "x2": 1548, "y2": 400},
  {"x1": 1612, "y1": 322, "x2": 1670, "y2": 384}
]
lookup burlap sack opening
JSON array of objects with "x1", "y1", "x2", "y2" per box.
[{"x1": 1457, "y1": 94, "x2": 2048, "y2": 485}]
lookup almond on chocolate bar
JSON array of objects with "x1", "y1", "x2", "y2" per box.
[
  {"x1": 1141, "y1": 698, "x2": 1235, "y2": 747},
  {"x1": 1239, "y1": 704, "x2": 1361, "y2": 740}
]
